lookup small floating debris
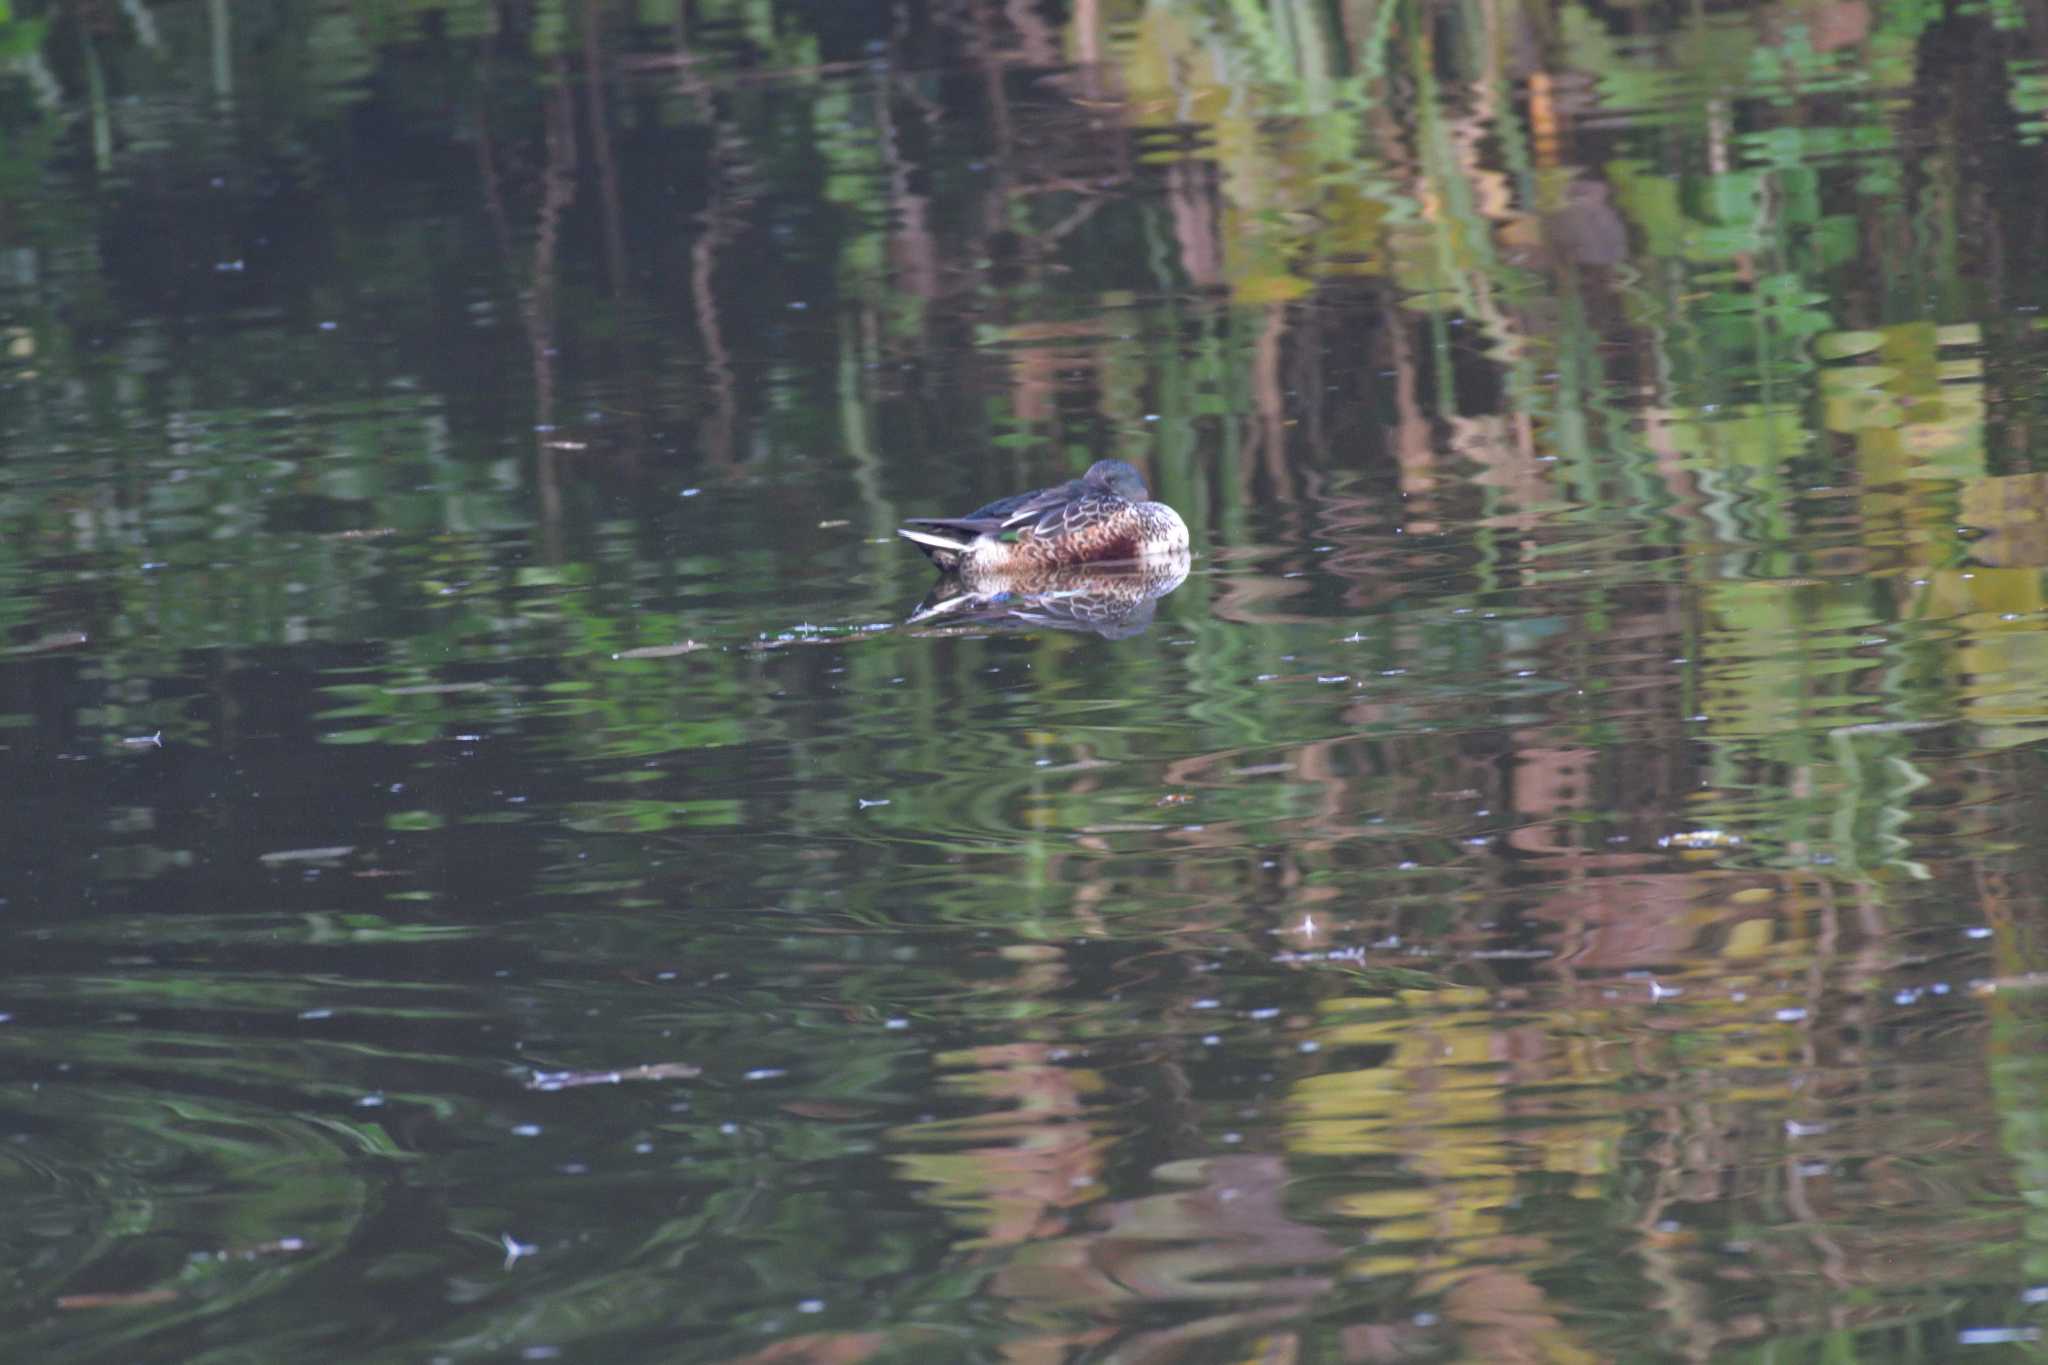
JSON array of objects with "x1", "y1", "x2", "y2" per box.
[
  {"x1": 1272, "y1": 946, "x2": 1369, "y2": 965},
  {"x1": 1973, "y1": 972, "x2": 2048, "y2": 996},
  {"x1": 204, "y1": 1237, "x2": 308, "y2": 1262},
  {"x1": 1829, "y1": 719, "x2": 1950, "y2": 737},
  {"x1": 524, "y1": 1062, "x2": 702, "y2": 1092},
  {"x1": 612, "y1": 641, "x2": 704, "y2": 660},
  {"x1": 1658, "y1": 829, "x2": 1742, "y2": 850},
  {"x1": 382, "y1": 682, "x2": 489, "y2": 696},
  {"x1": 1958, "y1": 1328, "x2": 2039, "y2": 1346},
  {"x1": 500, "y1": 1232, "x2": 538, "y2": 1269},
  {"x1": 57, "y1": 1290, "x2": 179, "y2": 1311},
  {"x1": 258, "y1": 846, "x2": 356, "y2": 865},
  {"x1": 10, "y1": 630, "x2": 87, "y2": 655}
]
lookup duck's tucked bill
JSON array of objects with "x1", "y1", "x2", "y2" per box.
[{"x1": 898, "y1": 459, "x2": 1189, "y2": 574}]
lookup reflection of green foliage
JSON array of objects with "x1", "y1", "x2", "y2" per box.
[{"x1": 4, "y1": 2, "x2": 2048, "y2": 1360}]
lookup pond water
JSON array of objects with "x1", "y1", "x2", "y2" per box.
[{"x1": 6, "y1": 0, "x2": 2048, "y2": 1360}]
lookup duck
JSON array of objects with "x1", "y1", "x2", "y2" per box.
[{"x1": 897, "y1": 459, "x2": 1190, "y2": 575}]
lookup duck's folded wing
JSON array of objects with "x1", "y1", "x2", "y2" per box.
[
  {"x1": 994, "y1": 479, "x2": 1091, "y2": 529},
  {"x1": 1023, "y1": 490, "x2": 1120, "y2": 536},
  {"x1": 899, "y1": 515, "x2": 1009, "y2": 537}
]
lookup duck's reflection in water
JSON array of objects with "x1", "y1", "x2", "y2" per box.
[{"x1": 906, "y1": 550, "x2": 1192, "y2": 640}]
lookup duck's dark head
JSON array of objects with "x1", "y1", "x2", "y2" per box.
[{"x1": 1085, "y1": 459, "x2": 1151, "y2": 501}]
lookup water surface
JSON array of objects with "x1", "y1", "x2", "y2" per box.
[{"x1": 5, "y1": 1, "x2": 2048, "y2": 1360}]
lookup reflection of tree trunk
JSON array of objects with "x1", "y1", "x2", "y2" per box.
[
  {"x1": 673, "y1": 40, "x2": 746, "y2": 470},
  {"x1": 474, "y1": 45, "x2": 574, "y2": 557},
  {"x1": 1166, "y1": 160, "x2": 1221, "y2": 288},
  {"x1": 976, "y1": 0, "x2": 1014, "y2": 154},
  {"x1": 581, "y1": 1, "x2": 626, "y2": 304},
  {"x1": 690, "y1": 164, "x2": 739, "y2": 470},
  {"x1": 1253, "y1": 304, "x2": 1288, "y2": 492},
  {"x1": 80, "y1": 24, "x2": 111, "y2": 173},
  {"x1": 581, "y1": 0, "x2": 647, "y2": 472},
  {"x1": 1631, "y1": 1143, "x2": 1720, "y2": 1363},
  {"x1": 474, "y1": 33, "x2": 514, "y2": 266},
  {"x1": 877, "y1": 75, "x2": 939, "y2": 300},
  {"x1": 529, "y1": 72, "x2": 578, "y2": 555},
  {"x1": 1383, "y1": 292, "x2": 1437, "y2": 528},
  {"x1": 205, "y1": 0, "x2": 231, "y2": 107},
  {"x1": 1004, "y1": 0, "x2": 1058, "y2": 65},
  {"x1": 1072, "y1": 0, "x2": 1100, "y2": 66}
]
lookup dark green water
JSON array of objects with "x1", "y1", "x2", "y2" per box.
[{"x1": 7, "y1": 1, "x2": 2048, "y2": 1360}]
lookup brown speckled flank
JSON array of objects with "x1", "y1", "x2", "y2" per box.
[{"x1": 897, "y1": 459, "x2": 1190, "y2": 576}]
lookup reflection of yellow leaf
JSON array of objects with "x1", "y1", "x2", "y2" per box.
[
  {"x1": 1962, "y1": 473, "x2": 2048, "y2": 567},
  {"x1": 1332, "y1": 1187, "x2": 1439, "y2": 1221},
  {"x1": 1724, "y1": 918, "x2": 1775, "y2": 958},
  {"x1": 1315, "y1": 995, "x2": 1401, "y2": 1014},
  {"x1": 1818, "y1": 364, "x2": 1898, "y2": 391},
  {"x1": 1905, "y1": 568, "x2": 2041, "y2": 622},
  {"x1": 1233, "y1": 272, "x2": 1313, "y2": 304},
  {"x1": 1663, "y1": 402, "x2": 1811, "y2": 467},
  {"x1": 1954, "y1": 610, "x2": 2048, "y2": 749},
  {"x1": 1814, "y1": 329, "x2": 1884, "y2": 359},
  {"x1": 1897, "y1": 417, "x2": 1982, "y2": 463},
  {"x1": 1824, "y1": 391, "x2": 1901, "y2": 432}
]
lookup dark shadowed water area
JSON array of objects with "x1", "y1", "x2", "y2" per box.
[{"x1": 9, "y1": 1, "x2": 2048, "y2": 1360}]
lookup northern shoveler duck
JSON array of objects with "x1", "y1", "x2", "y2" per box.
[{"x1": 897, "y1": 459, "x2": 1190, "y2": 574}]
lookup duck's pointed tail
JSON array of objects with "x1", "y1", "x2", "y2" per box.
[{"x1": 897, "y1": 518, "x2": 993, "y2": 572}]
